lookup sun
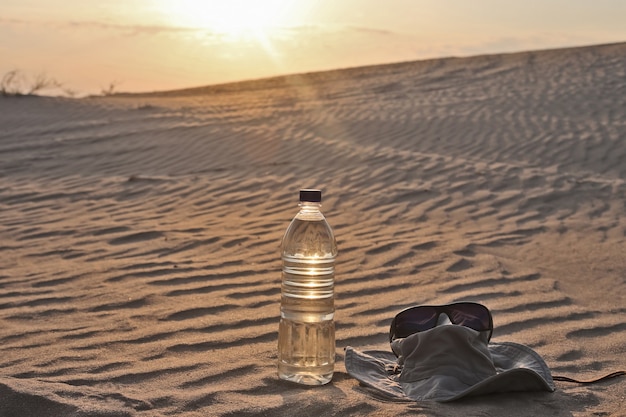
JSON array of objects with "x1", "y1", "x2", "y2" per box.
[{"x1": 157, "y1": 0, "x2": 296, "y2": 37}]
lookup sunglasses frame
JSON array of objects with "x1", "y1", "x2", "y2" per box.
[{"x1": 389, "y1": 301, "x2": 494, "y2": 343}]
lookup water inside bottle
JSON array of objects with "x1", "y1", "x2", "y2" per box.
[{"x1": 278, "y1": 221, "x2": 336, "y2": 385}]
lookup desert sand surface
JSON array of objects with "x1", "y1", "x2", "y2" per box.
[{"x1": 1, "y1": 42, "x2": 625, "y2": 416}]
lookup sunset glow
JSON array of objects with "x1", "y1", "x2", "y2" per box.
[
  {"x1": 155, "y1": 0, "x2": 298, "y2": 37},
  {"x1": 1, "y1": 0, "x2": 625, "y2": 95}
]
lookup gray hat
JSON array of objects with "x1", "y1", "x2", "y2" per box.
[{"x1": 345, "y1": 325, "x2": 555, "y2": 402}]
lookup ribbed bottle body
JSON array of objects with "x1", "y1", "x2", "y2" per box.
[{"x1": 278, "y1": 207, "x2": 337, "y2": 386}]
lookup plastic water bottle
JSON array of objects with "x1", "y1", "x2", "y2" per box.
[{"x1": 278, "y1": 189, "x2": 337, "y2": 385}]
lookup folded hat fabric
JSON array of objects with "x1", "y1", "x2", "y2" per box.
[{"x1": 345, "y1": 325, "x2": 555, "y2": 402}]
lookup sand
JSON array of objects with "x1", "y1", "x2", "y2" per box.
[{"x1": 1, "y1": 42, "x2": 625, "y2": 416}]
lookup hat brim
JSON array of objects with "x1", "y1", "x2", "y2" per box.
[{"x1": 345, "y1": 342, "x2": 555, "y2": 402}]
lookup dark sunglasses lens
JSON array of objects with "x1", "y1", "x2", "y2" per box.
[
  {"x1": 391, "y1": 303, "x2": 493, "y2": 342},
  {"x1": 392, "y1": 307, "x2": 438, "y2": 339},
  {"x1": 447, "y1": 304, "x2": 491, "y2": 331}
]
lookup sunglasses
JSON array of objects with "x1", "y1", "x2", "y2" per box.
[{"x1": 389, "y1": 302, "x2": 493, "y2": 343}]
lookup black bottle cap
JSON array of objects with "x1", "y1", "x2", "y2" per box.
[{"x1": 300, "y1": 189, "x2": 322, "y2": 202}]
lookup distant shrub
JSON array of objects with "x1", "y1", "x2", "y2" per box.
[
  {"x1": 1, "y1": 70, "x2": 65, "y2": 97},
  {"x1": 1, "y1": 70, "x2": 124, "y2": 98},
  {"x1": 99, "y1": 81, "x2": 122, "y2": 96}
]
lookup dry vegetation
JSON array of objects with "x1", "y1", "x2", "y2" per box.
[
  {"x1": 0, "y1": 70, "x2": 69, "y2": 97},
  {"x1": 1, "y1": 70, "x2": 120, "y2": 97}
]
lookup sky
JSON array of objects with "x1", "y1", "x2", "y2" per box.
[{"x1": 1, "y1": 0, "x2": 625, "y2": 95}]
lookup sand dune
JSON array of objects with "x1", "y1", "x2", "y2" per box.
[{"x1": 1, "y1": 42, "x2": 625, "y2": 416}]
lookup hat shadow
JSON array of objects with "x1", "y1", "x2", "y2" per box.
[{"x1": 403, "y1": 388, "x2": 595, "y2": 417}]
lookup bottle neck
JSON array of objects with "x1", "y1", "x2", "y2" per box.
[
  {"x1": 297, "y1": 201, "x2": 324, "y2": 220},
  {"x1": 299, "y1": 201, "x2": 321, "y2": 210}
]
